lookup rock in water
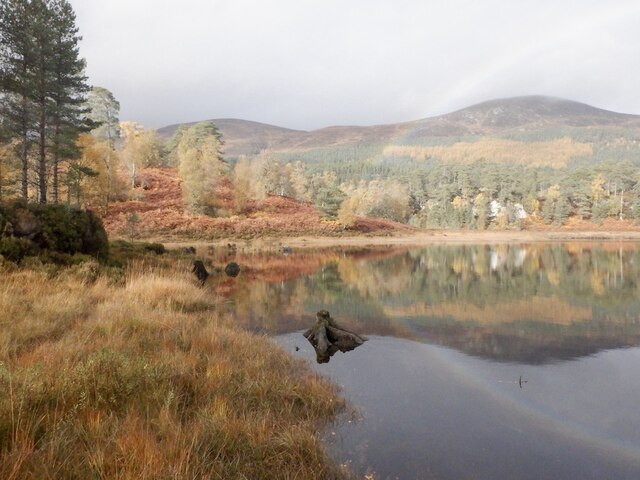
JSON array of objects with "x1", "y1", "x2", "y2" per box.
[
  {"x1": 303, "y1": 310, "x2": 367, "y2": 363},
  {"x1": 225, "y1": 262, "x2": 240, "y2": 277}
]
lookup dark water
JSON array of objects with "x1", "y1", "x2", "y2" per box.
[{"x1": 216, "y1": 243, "x2": 640, "y2": 479}]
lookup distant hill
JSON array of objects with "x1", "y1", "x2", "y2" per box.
[
  {"x1": 436, "y1": 95, "x2": 639, "y2": 130},
  {"x1": 159, "y1": 96, "x2": 640, "y2": 168},
  {"x1": 157, "y1": 116, "x2": 411, "y2": 157},
  {"x1": 157, "y1": 118, "x2": 307, "y2": 157}
]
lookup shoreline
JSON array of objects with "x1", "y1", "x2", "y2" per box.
[{"x1": 161, "y1": 230, "x2": 640, "y2": 251}]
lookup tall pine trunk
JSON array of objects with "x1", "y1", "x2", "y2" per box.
[
  {"x1": 52, "y1": 118, "x2": 60, "y2": 203},
  {"x1": 36, "y1": 29, "x2": 48, "y2": 204},
  {"x1": 20, "y1": 114, "x2": 29, "y2": 200},
  {"x1": 38, "y1": 99, "x2": 47, "y2": 204},
  {"x1": 51, "y1": 54, "x2": 63, "y2": 204},
  {"x1": 20, "y1": 59, "x2": 29, "y2": 200}
]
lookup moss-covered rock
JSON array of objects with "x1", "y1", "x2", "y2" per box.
[{"x1": 0, "y1": 202, "x2": 109, "y2": 261}]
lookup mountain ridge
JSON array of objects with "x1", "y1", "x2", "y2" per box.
[{"x1": 157, "y1": 96, "x2": 640, "y2": 161}]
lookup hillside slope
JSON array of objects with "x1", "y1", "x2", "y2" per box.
[
  {"x1": 157, "y1": 96, "x2": 640, "y2": 167},
  {"x1": 102, "y1": 168, "x2": 414, "y2": 239}
]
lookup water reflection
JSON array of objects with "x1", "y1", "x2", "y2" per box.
[
  {"x1": 206, "y1": 243, "x2": 640, "y2": 479},
  {"x1": 276, "y1": 333, "x2": 640, "y2": 480},
  {"x1": 209, "y1": 243, "x2": 640, "y2": 365}
]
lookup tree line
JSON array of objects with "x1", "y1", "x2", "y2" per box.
[
  {"x1": 168, "y1": 124, "x2": 640, "y2": 228},
  {"x1": 156, "y1": 122, "x2": 640, "y2": 229}
]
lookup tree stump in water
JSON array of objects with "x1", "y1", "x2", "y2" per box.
[
  {"x1": 192, "y1": 260, "x2": 209, "y2": 285},
  {"x1": 303, "y1": 310, "x2": 367, "y2": 363}
]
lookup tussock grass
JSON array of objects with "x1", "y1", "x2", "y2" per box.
[{"x1": 0, "y1": 259, "x2": 349, "y2": 479}]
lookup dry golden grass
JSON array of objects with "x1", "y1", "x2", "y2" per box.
[{"x1": 0, "y1": 259, "x2": 349, "y2": 480}]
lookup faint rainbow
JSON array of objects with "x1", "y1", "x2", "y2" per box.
[
  {"x1": 418, "y1": 339, "x2": 640, "y2": 465},
  {"x1": 380, "y1": 2, "x2": 640, "y2": 150},
  {"x1": 429, "y1": 2, "x2": 640, "y2": 115}
]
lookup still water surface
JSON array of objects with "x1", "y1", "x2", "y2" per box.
[{"x1": 215, "y1": 243, "x2": 640, "y2": 479}]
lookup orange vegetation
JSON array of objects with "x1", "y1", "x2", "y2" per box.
[
  {"x1": 102, "y1": 167, "x2": 411, "y2": 240},
  {"x1": 559, "y1": 217, "x2": 640, "y2": 232}
]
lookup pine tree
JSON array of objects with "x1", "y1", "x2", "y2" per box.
[
  {"x1": 473, "y1": 192, "x2": 490, "y2": 230},
  {"x1": 86, "y1": 86, "x2": 120, "y2": 149},
  {"x1": 0, "y1": 0, "x2": 38, "y2": 199},
  {"x1": 553, "y1": 195, "x2": 571, "y2": 225},
  {"x1": 31, "y1": 0, "x2": 56, "y2": 203},
  {"x1": 48, "y1": 0, "x2": 93, "y2": 203},
  {"x1": 311, "y1": 171, "x2": 345, "y2": 218},
  {"x1": 0, "y1": 0, "x2": 91, "y2": 203}
]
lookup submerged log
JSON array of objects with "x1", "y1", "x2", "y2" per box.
[{"x1": 303, "y1": 310, "x2": 367, "y2": 363}]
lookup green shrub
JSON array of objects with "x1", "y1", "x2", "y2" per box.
[
  {"x1": 144, "y1": 242, "x2": 166, "y2": 255},
  {"x1": 107, "y1": 240, "x2": 167, "y2": 266},
  {"x1": 0, "y1": 236, "x2": 37, "y2": 263},
  {"x1": 37, "y1": 204, "x2": 109, "y2": 258}
]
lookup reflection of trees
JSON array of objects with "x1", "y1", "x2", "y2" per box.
[
  {"x1": 222, "y1": 243, "x2": 640, "y2": 363},
  {"x1": 394, "y1": 244, "x2": 640, "y2": 311},
  {"x1": 225, "y1": 277, "x2": 312, "y2": 334},
  {"x1": 337, "y1": 255, "x2": 413, "y2": 299},
  {"x1": 308, "y1": 264, "x2": 344, "y2": 300}
]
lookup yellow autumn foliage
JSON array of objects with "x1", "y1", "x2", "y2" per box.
[{"x1": 383, "y1": 137, "x2": 592, "y2": 168}]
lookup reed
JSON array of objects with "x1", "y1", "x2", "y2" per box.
[{"x1": 0, "y1": 258, "x2": 350, "y2": 479}]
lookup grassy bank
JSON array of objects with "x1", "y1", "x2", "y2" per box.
[{"x1": 0, "y1": 256, "x2": 349, "y2": 479}]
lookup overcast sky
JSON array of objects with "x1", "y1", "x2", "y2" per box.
[{"x1": 69, "y1": 0, "x2": 640, "y2": 130}]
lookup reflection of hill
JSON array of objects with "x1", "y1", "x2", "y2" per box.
[
  {"x1": 400, "y1": 317, "x2": 640, "y2": 364},
  {"x1": 241, "y1": 252, "x2": 341, "y2": 283},
  {"x1": 384, "y1": 297, "x2": 592, "y2": 325}
]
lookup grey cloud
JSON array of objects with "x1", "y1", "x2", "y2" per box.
[{"x1": 70, "y1": 0, "x2": 640, "y2": 129}]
